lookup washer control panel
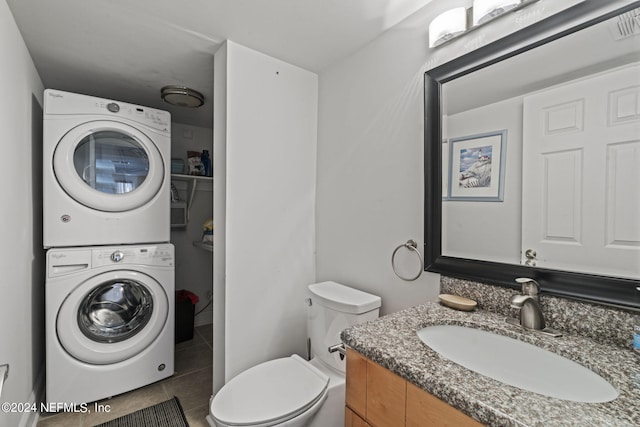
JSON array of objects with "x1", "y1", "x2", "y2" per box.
[
  {"x1": 46, "y1": 244, "x2": 174, "y2": 278},
  {"x1": 93, "y1": 244, "x2": 174, "y2": 267}
]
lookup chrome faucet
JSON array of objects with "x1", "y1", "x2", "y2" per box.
[
  {"x1": 507, "y1": 278, "x2": 561, "y2": 337},
  {"x1": 510, "y1": 278, "x2": 546, "y2": 330}
]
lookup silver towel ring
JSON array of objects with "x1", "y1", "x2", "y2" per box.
[{"x1": 391, "y1": 239, "x2": 424, "y2": 281}]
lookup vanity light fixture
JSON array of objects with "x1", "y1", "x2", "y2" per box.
[
  {"x1": 160, "y1": 86, "x2": 205, "y2": 108},
  {"x1": 473, "y1": 0, "x2": 521, "y2": 25},
  {"x1": 428, "y1": 0, "x2": 539, "y2": 48},
  {"x1": 429, "y1": 7, "x2": 467, "y2": 48}
]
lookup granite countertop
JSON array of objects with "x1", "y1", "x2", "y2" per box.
[{"x1": 341, "y1": 302, "x2": 640, "y2": 427}]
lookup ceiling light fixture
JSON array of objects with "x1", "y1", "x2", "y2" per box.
[
  {"x1": 160, "y1": 86, "x2": 205, "y2": 108},
  {"x1": 428, "y1": 0, "x2": 539, "y2": 49}
]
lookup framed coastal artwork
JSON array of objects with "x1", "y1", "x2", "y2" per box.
[{"x1": 448, "y1": 130, "x2": 507, "y2": 201}]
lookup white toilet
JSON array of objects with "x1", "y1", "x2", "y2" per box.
[{"x1": 208, "y1": 281, "x2": 381, "y2": 427}]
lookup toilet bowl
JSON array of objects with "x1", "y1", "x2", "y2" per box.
[
  {"x1": 208, "y1": 281, "x2": 381, "y2": 427},
  {"x1": 211, "y1": 355, "x2": 329, "y2": 427}
]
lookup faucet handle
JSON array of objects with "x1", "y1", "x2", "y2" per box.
[{"x1": 515, "y1": 277, "x2": 540, "y2": 296}]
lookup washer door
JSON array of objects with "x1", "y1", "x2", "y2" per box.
[
  {"x1": 57, "y1": 270, "x2": 169, "y2": 365},
  {"x1": 52, "y1": 120, "x2": 164, "y2": 212}
]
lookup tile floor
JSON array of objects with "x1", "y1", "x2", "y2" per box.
[{"x1": 37, "y1": 324, "x2": 213, "y2": 427}]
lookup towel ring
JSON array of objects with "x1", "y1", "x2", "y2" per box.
[{"x1": 391, "y1": 239, "x2": 424, "y2": 281}]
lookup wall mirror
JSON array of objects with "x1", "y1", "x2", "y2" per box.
[{"x1": 424, "y1": 1, "x2": 640, "y2": 310}]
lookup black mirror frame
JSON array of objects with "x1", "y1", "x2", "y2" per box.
[{"x1": 424, "y1": 1, "x2": 640, "y2": 311}]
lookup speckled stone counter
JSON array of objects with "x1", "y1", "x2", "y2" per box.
[
  {"x1": 341, "y1": 301, "x2": 640, "y2": 426},
  {"x1": 440, "y1": 276, "x2": 637, "y2": 349}
]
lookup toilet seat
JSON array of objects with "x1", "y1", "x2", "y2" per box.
[{"x1": 212, "y1": 354, "x2": 329, "y2": 427}]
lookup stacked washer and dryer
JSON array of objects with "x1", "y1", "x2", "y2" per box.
[{"x1": 42, "y1": 89, "x2": 176, "y2": 405}]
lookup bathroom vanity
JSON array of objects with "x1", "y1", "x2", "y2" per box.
[
  {"x1": 343, "y1": 3, "x2": 640, "y2": 424},
  {"x1": 341, "y1": 279, "x2": 640, "y2": 427},
  {"x1": 345, "y1": 348, "x2": 481, "y2": 427}
]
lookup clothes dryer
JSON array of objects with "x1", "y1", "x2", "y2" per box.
[
  {"x1": 45, "y1": 244, "x2": 174, "y2": 405},
  {"x1": 43, "y1": 89, "x2": 171, "y2": 248}
]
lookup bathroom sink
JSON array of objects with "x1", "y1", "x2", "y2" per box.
[{"x1": 417, "y1": 325, "x2": 618, "y2": 403}]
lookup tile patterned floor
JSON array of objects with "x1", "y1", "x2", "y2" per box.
[{"x1": 37, "y1": 324, "x2": 213, "y2": 427}]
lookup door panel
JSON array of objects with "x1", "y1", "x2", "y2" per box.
[{"x1": 522, "y1": 63, "x2": 640, "y2": 278}]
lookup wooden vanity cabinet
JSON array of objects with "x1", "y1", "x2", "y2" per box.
[
  {"x1": 346, "y1": 346, "x2": 368, "y2": 417},
  {"x1": 345, "y1": 348, "x2": 483, "y2": 427},
  {"x1": 345, "y1": 407, "x2": 372, "y2": 427}
]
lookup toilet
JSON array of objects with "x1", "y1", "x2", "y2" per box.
[{"x1": 208, "y1": 281, "x2": 381, "y2": 427}]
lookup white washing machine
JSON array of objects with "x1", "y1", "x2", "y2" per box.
[
  {"x1": 45, "y1": 244, "x2": 175, "y2": 405},
  {"x1": 43, "y1": 89, "x2": 171, "y2": 248}
]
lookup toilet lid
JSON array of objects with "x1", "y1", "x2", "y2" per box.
[{"x1": 212, "y1": 354, "x2": 329, "y2": 426}]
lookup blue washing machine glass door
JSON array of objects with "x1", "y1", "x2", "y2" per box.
[
  {"x1": 57, "y1": 270, "x2": 168, "y2": 365},
  {"x1": 78, "y1": 279, "x2": 154, "y2": 343},
  {"x1": 53, "y1": 120, "x2": 165, "y2": 212}
]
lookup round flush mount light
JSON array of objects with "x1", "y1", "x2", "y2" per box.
[{"x1": 160, "y1": 86, "x2": 204, "y2": 108}]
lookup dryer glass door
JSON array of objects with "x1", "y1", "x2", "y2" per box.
[
  {"x1": 53, "y1": 120, "x2": 165, "y2": 212},
  {"x1": 74, "y1": 131, "x2": 150, "y2": 195}
]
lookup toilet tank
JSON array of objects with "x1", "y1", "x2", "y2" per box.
[{"x1": 307, "y1": 281, "x2": 381, "y2": 374}]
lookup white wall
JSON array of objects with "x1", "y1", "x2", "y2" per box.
[
  {"x1": 0, "y1": 1, "x2": 45, "y2": 426},
  {"x1": 170, "y1": 123, "x2": 213, "y2": 326},
  {"x1": 171, "y1": 123, "x2": 214, "y2": 163},
  {"x1": 315, "y1": 0, "x2": 629, "y2": 314},
  {"x1": 213, "y1": 41, "x2": 318, "y2": 390},
  {"x1": 443, "y1": 96, "x2": 523, "y2": 264},
  {"x1": 212, "y1": 42, "x2": 228, "y2": 395}
]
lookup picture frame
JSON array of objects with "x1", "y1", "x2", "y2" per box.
[
  {"x1": 442, "y1": 139, "x2": 449, "y2": 200},
  {"x1": 448, "y1": 130, "x2": 507, "y2": 201}
]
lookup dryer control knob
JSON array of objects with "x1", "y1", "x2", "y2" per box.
[
  {"x1": 110, "y1": 251, "x2": 124, "y2": 262},
  {"x1": 107, "y1": 102, "x2": 120, "y2": 113}
]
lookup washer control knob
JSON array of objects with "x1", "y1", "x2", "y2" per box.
[
  {"x1": 110, "y1": 251, "x2": 124, "y2": 262},
  {"x1": 107, "y1": 102, "x2": 120, "y2": 113}
]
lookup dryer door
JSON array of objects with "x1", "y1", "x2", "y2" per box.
[
  {"x1": 52, "y1": 120, "x2": 165, "y2": 212},
  {"x1": 57, "y1": 270, "x2": 169, "y2": 365}
]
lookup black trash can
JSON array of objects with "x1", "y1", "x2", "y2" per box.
[{"x1": 175, "y1": 290, "x2": 198, "y2": 343}]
